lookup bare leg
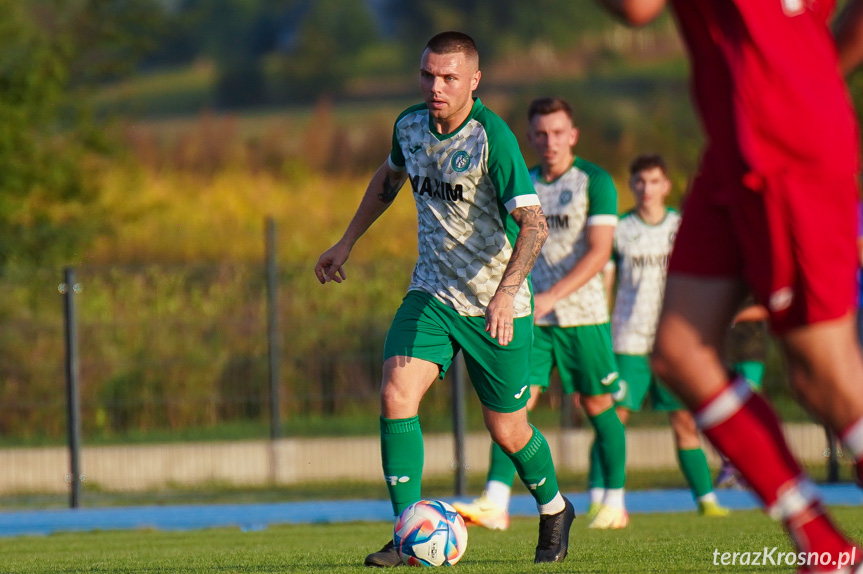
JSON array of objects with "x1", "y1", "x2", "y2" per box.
[
  {"x1": 482, "y1": 406, "x2": 534, "y2": 453},
  {"x1": 482, "y1": 405, "x2": 566, "y2": 518},
  {"x1": 380, "y1": 355, "x2": 439, "y2": 418},
  {"x1": 668, "y1": 409, "x2": 702, "y2": 450},
  {"x1": 781, "y1": 312, "x2": 863, "y2": 431},
  {"x1": 452, "y1": 385, "x2": 551, "y2": 531},
  {"x1": 783, "y1": 312, "x2": 863, "y2": 488},
  {"x1": 581, "y1": 393, "x2": 615, "y2": 417},
  {"x1": 378, "y1": 356, "x2": 440, "y2": 517},
  {"x1": 651, "y1": 274, "x2": 859, "y2": 560},
  {"x1": 650, "y1": 275, "x2": 745, "y2": 406},
  {"x1": 616, "y1": 406, "x2": 630, "y2": 425}
]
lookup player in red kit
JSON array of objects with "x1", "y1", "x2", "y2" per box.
[{"x1": 597, "y1": 1, "x2": 863, "y2": 572}]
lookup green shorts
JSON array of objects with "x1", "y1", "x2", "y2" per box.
[
  {"x1": 383, "y1": 290, "x2": 533, "y2": 413},
  {"x1": 530, "y1": 323, "x2": 620, "y2": 397},
  {"x1": 614, "y1": 353, "x2": 682, "y2": 412}
]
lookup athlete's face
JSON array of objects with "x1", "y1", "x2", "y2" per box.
[
  {"x1": 630, "y1": 167, "x2": 671, "y2": 209},
  {"x1": 527, "y1": 111, "x2": 578, "y2": 176},
  {"x1": 419, "y1": 49, "x2": 480, "y2": 133}
]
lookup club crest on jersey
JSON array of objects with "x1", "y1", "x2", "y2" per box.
[
  {"x1": 450, "y1": 150, "x2": 471, "y2": 172},
  {"x1": 559, "y1": 190, "x2": 573, "y2": 205}
]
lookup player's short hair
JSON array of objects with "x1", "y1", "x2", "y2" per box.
[
  {"x1": 527, "y1": 97, "x2": 574, "y2": 122},
  {"x1": 425, "y1": 32, "x2": 479, "y2": 65},
  {"x1": 629, "y1": 154, "x2": 668, "y2": 177}
]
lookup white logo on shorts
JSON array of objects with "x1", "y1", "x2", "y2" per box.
[
  {"x1": 613, "y1": 380, "x2": 627, "y2": 402},
  {"x1": 514, "y1": 385, "x2": 528, "y2": 399},
  {"x1": 601, "y1": 372, "x2": 619, "y2": 386},
  {"x1": 781, "y1": 0, "x2": 804, "y2": 16},
  {"x1": 769, "y1": 287, "x2": 793, "y2": 312}
]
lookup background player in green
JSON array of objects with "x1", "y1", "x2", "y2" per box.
[
  {"x1": 314, "y1": 32, "x2": 574, "y2": 567},
  {"x1": 453, "y1": 97, "x2": 627, "y2": 531},
  {"x1": 605, "y1": 154, "x2": 729, "y2": 517}
]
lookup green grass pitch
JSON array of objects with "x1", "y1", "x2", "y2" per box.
[{"x1": 2, "y1": 507, "x2": 861, "y2": 573}]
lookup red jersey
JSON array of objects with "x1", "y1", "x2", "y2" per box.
[{"x1": 671, "y1": 0, "x2": 860, "y2": 181}]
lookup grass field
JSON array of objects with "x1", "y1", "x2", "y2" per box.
[{"x1": 2, "y1": 506, "x2": 862, "y2": 573}]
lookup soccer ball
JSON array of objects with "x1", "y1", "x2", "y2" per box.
[{"x1": 394, "y1": 499, "x2": 468, "y2": 567}]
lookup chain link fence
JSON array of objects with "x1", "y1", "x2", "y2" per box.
[{"x1": 0, "y1": 256, "x2": 849, "y2": 506}]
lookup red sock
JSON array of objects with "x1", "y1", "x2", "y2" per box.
[
  {"x1": 695, "y1": 377, "x2": 800, "y2": 506},
  {"x1": 784, "y1": 503, "x2": 861, "y2": 573},
  {"x1": 787, "y1": 501, "x2": 859, "y2": 569},
  {"x1": 695, "y1": 377, "x2": 853, "y2": 559}
]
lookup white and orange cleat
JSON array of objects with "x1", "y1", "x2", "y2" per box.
[
  {"x1": 452, "y1": 493, "x2": 510, "y2": 531},
  {"x1": 587, "y1": 504, "x2": 629, "y2": 530}
]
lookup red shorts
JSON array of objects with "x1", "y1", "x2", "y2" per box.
[{"x1": 668, "y1": 168, "x2": 859, "y2": 333}]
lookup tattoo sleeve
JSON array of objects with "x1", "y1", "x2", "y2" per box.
[
  {"x1": 497, "y1": 205, "x2": 548, "y2": 296},
  {"x1": 377, "y1": 172, "x2": 404, "y2": 203}
]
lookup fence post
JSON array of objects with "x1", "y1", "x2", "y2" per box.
[
  {"x1": 62, "y1": 267, "x2": 82, "y2": 508},
  {"x1": 560, "y1": 387, "x2": 573, "y2": 429},
  {"x1": 266, "y1": 217, "x2": 282, "y2": 440},
  {"x1": 452, "y1": 351, "x2": 467, "y2": 497},
  {"x1": 825, "y1": 426, "x2": 839, "y2": 483}
]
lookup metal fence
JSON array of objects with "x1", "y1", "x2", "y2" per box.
[
  {"x1": 1, "y1": 233, "x2": 456, "y2": 505},
  {"x1": 0, "y1": 230, "x2": 849, "y2": 508}
]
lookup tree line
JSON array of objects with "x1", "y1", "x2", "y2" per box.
[
  {"x1": 0, "y1": 0, "x2": 658, "y2": 270},
  {"x1": 140, "y1": 0, "x2": 624, "y2": 106},
  {"x1": 6, "y1": 0, "x2": 862, "y2": 271}
]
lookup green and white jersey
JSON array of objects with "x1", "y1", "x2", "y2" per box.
[
  {"x1": 530, "y1": 157, "x2": 618, "y2": 327},
  {"x1": 611, "y1": 208, "x2": 680, "y2": 354},
  {"x1": 388, "y1": 98, "x2": 541, "y2": 318}
]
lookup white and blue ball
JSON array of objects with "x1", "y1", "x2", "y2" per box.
[{"x1": 394, "y1": 499, "x2": 468, "y2": 567}]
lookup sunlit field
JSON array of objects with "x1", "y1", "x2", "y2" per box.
[{"x1": 3, "y1": 507, "x2": 862, "y2": 573}]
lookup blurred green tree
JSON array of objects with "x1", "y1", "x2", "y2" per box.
[
  {"x1": 385, "y1": 0, "x2": 616, "y2": 58},
  {"x1": 0, "y1": 0, "x2": 164, "y2": 268},
  {"x1": 271, "y1": 0, "x2": 382, "y2": 102},
  {"x1": 172, "y1": 0, "x2": 301, "y2": 107},
  {"x1": 144, "y1": 0, "x2": 360, "y2": 107}
]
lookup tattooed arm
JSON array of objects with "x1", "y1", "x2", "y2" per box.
[
  {"x1": 485, "y1": 204, "x2": 549, "y2": 345},
  {"x1": 315, "y1": 160, "x2": 407, "y2": 284}
]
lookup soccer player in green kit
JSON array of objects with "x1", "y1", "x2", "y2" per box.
[
  {"x1": 454, "y1": 97, "x2": 628, "y2": 531},
  {"x1": 315, "y1": 33, "x2": 574, "y2": 567},
  {"x1": 606, "y1": 154, "x2": 729, "y2": 516}
]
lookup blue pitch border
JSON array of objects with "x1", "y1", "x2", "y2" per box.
[{"x1": 0, "y1": 485, "x2": 860, "y2": 538}]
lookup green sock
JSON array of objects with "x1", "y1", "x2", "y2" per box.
[
  {"x1": 380, "y1": 415, "x2": 423, "y2": 516},
  {"x1": 588, "y1": 439, "x2": 606, "y2": 489},
  {"x1": 734, "y1": 361, "x2": 765, "y2": 392},
  {"x1": 508, "y1": 425, "x2": 560, "y2": 505},
  {"x1": 677, "y1": 447, "x2": 714, "y2": 499},
  {"x1": 488, "y1": 441, "x2": 517, "y2": 487},
  {"x1": 587, "y1": 406, "x2": 626, "y2": 489}
]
